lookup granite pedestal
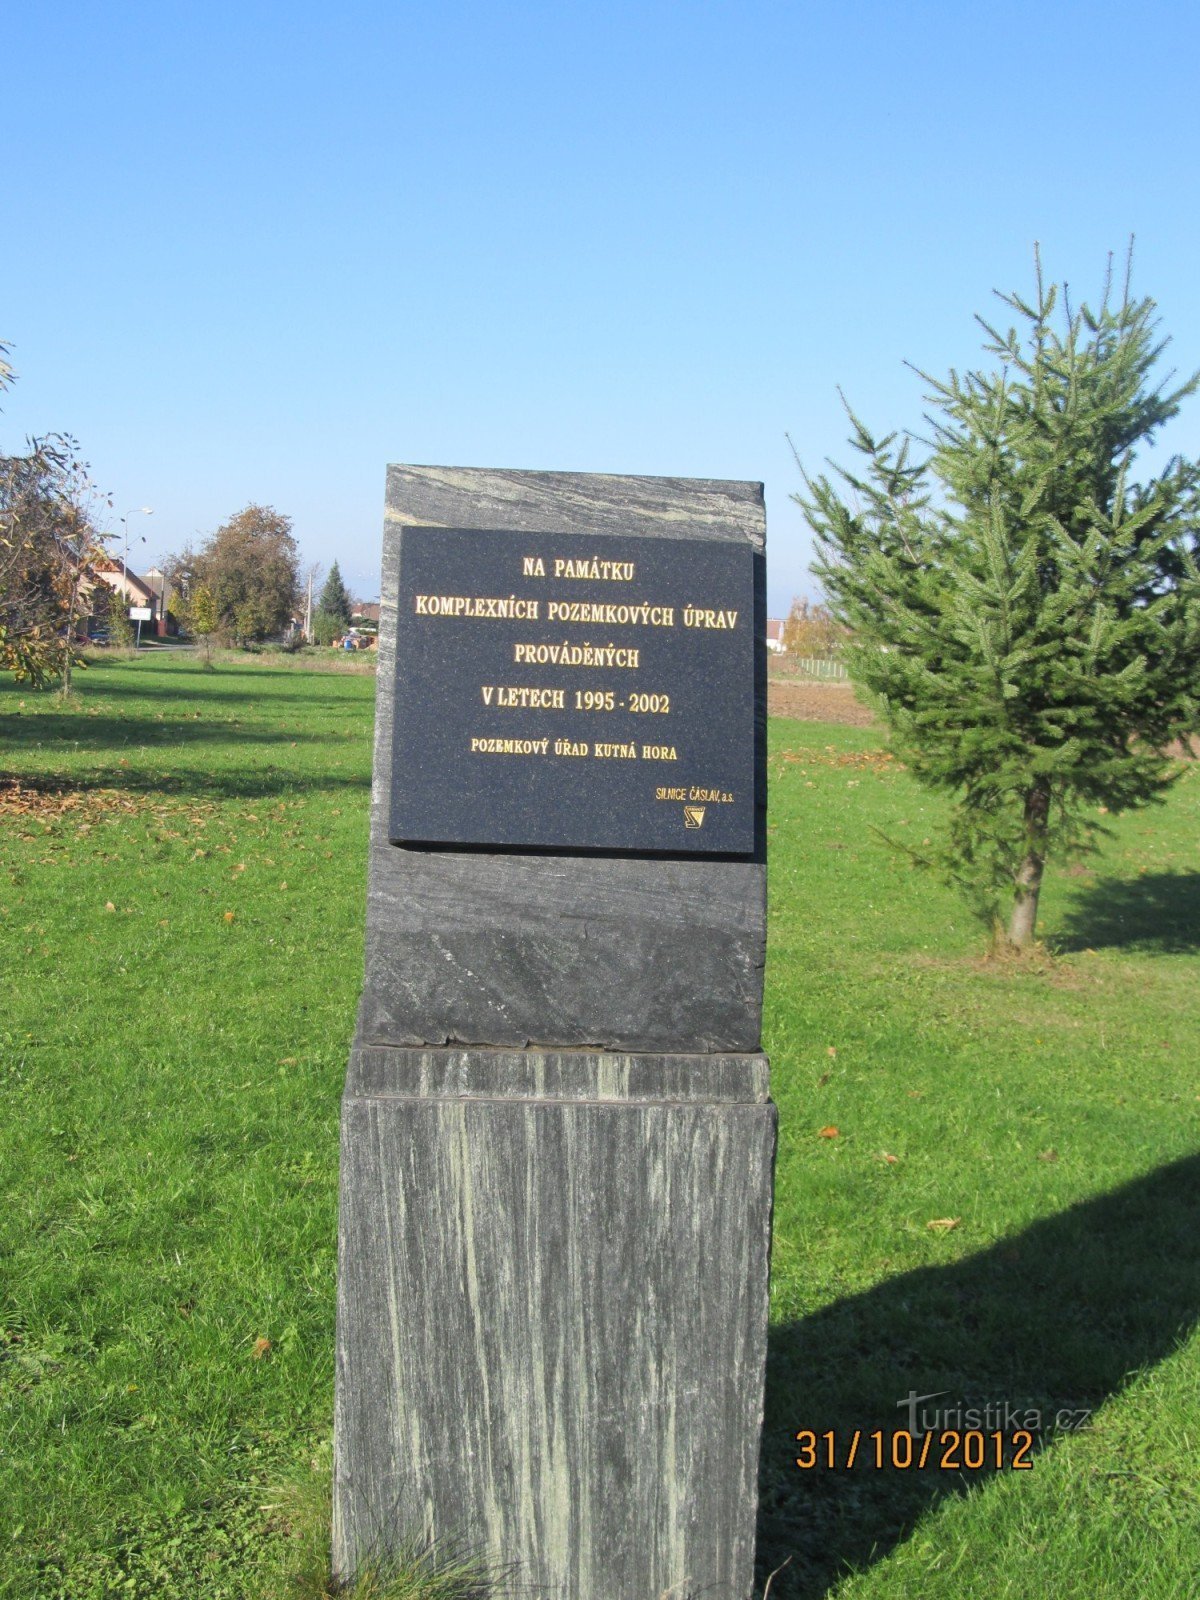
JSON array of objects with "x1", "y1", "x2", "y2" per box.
[{"x1": 333, "y1": 467, "x2": 775, "y2": 1598}]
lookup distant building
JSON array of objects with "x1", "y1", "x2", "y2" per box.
[
  {"x1": 766, "y1": 617, "x2": 786, "y2": 653},
  {"x1": 88, "y1": 559, "x2": 177, "y2": 635},
  {"x1": 91, "y1": 557, "x2": 157, "y2": 609},
  {"x1": 352, "y1": 601, "x2": 381, "y2": 625}
]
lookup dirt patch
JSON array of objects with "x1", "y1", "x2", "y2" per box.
[
  {"x1": 768, "y1": 678, "x2": 876, "y2": 726},
  {"x1": 767, "y1": 675, "x2": 1199, "y2": 752}
]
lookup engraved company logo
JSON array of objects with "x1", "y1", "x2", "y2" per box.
[{"x1": 683, "y1": 805, "x2": 706, "y2": 829}]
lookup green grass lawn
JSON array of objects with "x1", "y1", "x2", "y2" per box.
[{"x1": 2, "y1": 655, "x2": 1198, "y2": 1598}]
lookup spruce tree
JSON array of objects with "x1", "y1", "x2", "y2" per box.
[
  {"x1": 318, "y1": 559, "x2": 353, "y2": 626},
  {"x1": 798, "y1": 252, "x2": 1200, "y2": 946}
]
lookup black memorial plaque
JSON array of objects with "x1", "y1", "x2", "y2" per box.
[{"x1": 389, "y1": 526, "x2": 756, "y2": 854}]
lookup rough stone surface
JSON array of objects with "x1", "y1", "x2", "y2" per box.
[
  {"x1": 357, "y1": 466, "x2": 767, "y2": 1054},
  {"x1": 347, "y1": 1043, "x2": 771, "y2": 1103},
  {"x1": 333, "y1": 1048, "x2": 776, "y2": 1598}
]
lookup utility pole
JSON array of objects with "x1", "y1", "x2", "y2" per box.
[{"x1": 120, "y1": 506, "x2": 154, "y2": 611}]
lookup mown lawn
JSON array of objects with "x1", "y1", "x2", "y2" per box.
[
  {"x1": 1, "y1": 655, "x2": 1198, "y2": 1598},
  {"x1": 761, "y1": 719, "x2": 1200, "y2": 1598}
]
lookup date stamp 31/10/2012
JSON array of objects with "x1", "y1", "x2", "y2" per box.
[{"x1": 795, "y1": 1429, "x2": 1034, "y2": 1472}]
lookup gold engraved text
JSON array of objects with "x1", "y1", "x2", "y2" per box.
[
  {"x1": 481, "y1": 686, "x2": 565, "y2": 709},
  {"x1": 546, "y1": 601, "x2": 674, "y2": 626},
  {"x1": 470, "y1": 737, "x2": 550, "y2": 755},
  {"x1": 513, "y1": 641, "x2": 640, "y2": 668},
  {"x1": 416, "y1": 594, "x2": 541, "y2": 619},
  {"x1": 682, "y1": 607, "x2": 738, "y2": 629},
  {"x1": 553, "y1": 557, "x2": 635, "y2": 581},
  {"x1": 656, "y1": 785, "x2": 733, "y2": 802}
]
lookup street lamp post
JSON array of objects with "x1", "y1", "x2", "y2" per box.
[{"x1": 120, "y1": 507, "x2": 153, "y2": 645}]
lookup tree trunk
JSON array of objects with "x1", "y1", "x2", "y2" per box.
[
  {"x1": 1008, "y1": 781, "x2": 1051, "y2": 946},
  {"x1": 61, "y1": 573, "x2": 79, "y2": 697}
]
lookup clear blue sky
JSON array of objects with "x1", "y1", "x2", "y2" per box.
[{"x1": 5, "y1": 0, "x2": 1199, "y2": 613}]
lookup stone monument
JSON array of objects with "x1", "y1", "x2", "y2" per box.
[{"x1": 334, "y1": 466, "x2": 775, "y2": 1598}]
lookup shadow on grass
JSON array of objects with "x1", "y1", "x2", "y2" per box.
[
  {"x1": 0, "y1": 762, "x2": 370, "y2": 804},
  {"x1": 77, "y1": 655, "x2": 376, "y2": 684},
  {"x1": 757, "y1": 1154, "x2": 1200, "y2": 1597},
  {"x1": 1054, "y1": 871, "x2": 1200, "y2": 955},
  {"x1": 1, "y1": 693, "x2": 373, "y2": 802},
  {"x1": 70, "y1": 675, "x2": 376, "y2": 709},
  {"x1": 0, "y1": 713, "x2": 339, "y2": 755}
]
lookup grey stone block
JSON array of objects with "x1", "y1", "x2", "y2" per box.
[
  {"x1": 346, "y1": 1043, "x2": 771, "y2": 1104},
  {"x1": 333, "y1": 1047, "x2": 776, "y2": 1598},
  {"x1": 336, "y1": 468, "x2": 775, "y2": 1598}
]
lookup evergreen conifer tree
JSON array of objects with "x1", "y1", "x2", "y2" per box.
[
  {"x1": 318, "y1": 560, "x2": 353, "y2": 626},
  {"x1": 798, "y1": 252, "x2": 1200, "y2": 946}
]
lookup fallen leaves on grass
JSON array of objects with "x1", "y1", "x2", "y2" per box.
[
  {"x1": 879, "y1": 1151, "x2": 899, "y2": 1164},
  {"x1": 926, "y1": 1217, "x2": 960, "y2": 1233},
  {"x1": 250, "y1": 1337, "x2": 271, "y2": 1359},
  {"x1": 776, "y1": 746, "x2": 901, "y2": 774},
  {"x1": 223, "y1": 911, "x2": 236, "y2": 923},
  {"x1": 1038, "y1": 1148, "x2": 1059, "y2": 1162},
  {"x1": 0, "y1": 778, "x2": 224, "y2": 834},
  {"x1": 818, "y1": 1125, "x2": 840, "y2": 1139},
  {"x1": 2, "y1": 779, "x2": 142, "y2": 824}
]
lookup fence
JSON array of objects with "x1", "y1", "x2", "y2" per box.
[{"x1": 787, "y1": 655, "x2": 848, "y2": 681}]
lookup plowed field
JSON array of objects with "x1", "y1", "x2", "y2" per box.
[{"x1": 767, "y1": 676, "x2": 875, "y2": 725}]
